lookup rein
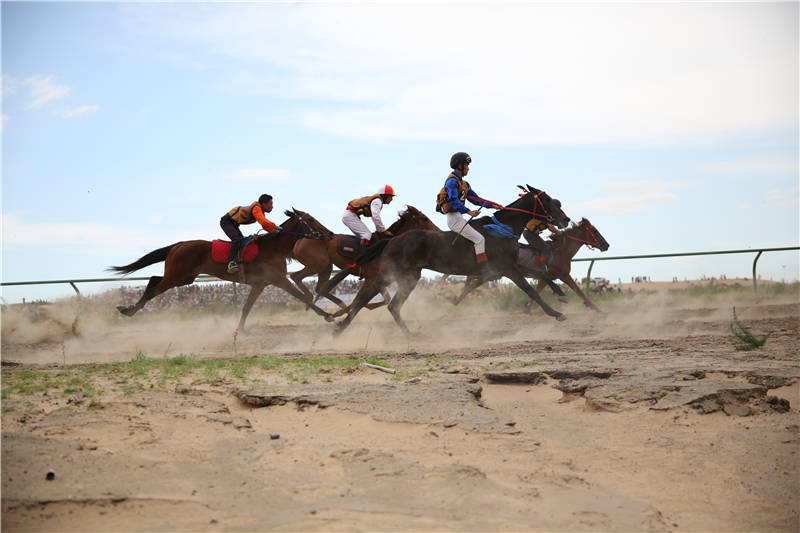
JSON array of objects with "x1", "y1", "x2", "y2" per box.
[
  {"x1": 565, "y1": 224, "x2": 602, "y2": 249},
  {"x1": 261, "y1": 213, "x2": 327, "y2": 240},
  {"x1": 492, "y1": 192, "x2": 552, "y2": 220}
]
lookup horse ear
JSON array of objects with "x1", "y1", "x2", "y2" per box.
[
  {"x1": 517, "y1": 185, "x2": 527, "y2": 193},
  {"x1": 526, "y1": 184, "x2": 538, "y2": 192}
]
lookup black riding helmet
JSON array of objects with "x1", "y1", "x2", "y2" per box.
[{"x1": 450, "y1": 152, "x2": 471, "y2": 169}]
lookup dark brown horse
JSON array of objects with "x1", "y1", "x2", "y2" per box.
[
  {"x1": 289, "y1": 206, "x2": 441, "y2": 315},
  {"x1": 323, "y1": 187, "x2": 571, "y2": 335},
  {"x1": 109, "y1": 209, "x2": 335, "y2": 331},
  {"x1": 452, "y1": 218, "x2": 610, "y2": 311}
]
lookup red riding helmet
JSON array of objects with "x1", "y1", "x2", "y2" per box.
[{"x1": 378, "y1": 185, "x2": 396, "y2": 196}]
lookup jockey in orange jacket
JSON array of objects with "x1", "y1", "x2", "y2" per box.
[{"x1": 220, "y1": 194, "x2": 279, "y2": 273}]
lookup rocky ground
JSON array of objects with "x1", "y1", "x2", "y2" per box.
[{"x1": 1, "y1": 287, "x2": 798, "y2": 531}]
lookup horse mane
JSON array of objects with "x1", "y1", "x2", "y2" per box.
[{"x1": 386, "y1": 205, "x2": 419, "y2": 234}]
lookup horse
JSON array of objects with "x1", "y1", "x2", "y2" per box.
[
  {"x1": 451, "y1": 218, "x2": 610, "y2": 312},
  {"x1": 289, "y1": 206, "x2": 441, "y2": 315},
  {"x1": 324, "y1": 186, "x2": 571, "y2": 335},
  {"x1": 109, "y1": 209, "x2": 335, "y2": 331}
]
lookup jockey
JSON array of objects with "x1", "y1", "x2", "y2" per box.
[
  {"x1": 436, "y1": 152, "x2": 499, "y2": 278},
  {"x1": 522, "y1": 212, "x2": 563, "y2": 270},
  {"x1": 342, "y1": 185, "x2": 396, "y2": 244},
  {"x1": 220, "y1": 193, "x2": 280, "y2": 273}
]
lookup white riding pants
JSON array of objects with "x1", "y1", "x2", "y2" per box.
[
  {"x1": 447, "y1": 212, "x2": 485, "y2": 256},
  {"x1": 342, "y1": 210, "x2": 372, "y2": 240}
]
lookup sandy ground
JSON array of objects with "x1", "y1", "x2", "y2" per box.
[{"x1": 1, "y1": 283, "x2": 798, "y2": 531}]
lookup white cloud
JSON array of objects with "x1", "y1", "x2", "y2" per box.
[
  {"x1": 2, "y1": 73, "x2": 19, "y2": 97},
  {"x1": 58, "y1": 104, "x2": 100, "y2": 119},
  {"x1": 765, "y1": 187, "x2": 800, "y2": 209},
  {"x1": 1, "y1": 214, "x2": 188, "y2": 256},
  {"x1": 571, "y1": 179, "x2": 683, "y2": 214},
  {"x1": 24, "y1": 75, "x2": 70, "y2": 109},
  {"x1": 222, "y1": 168, "x2": 290, "y2": 182},
  {"x1": 126, "y1": 2, "x2": 798, "y2": 145},
  {"x1": 701, "y1": 155, "x2": 799, "y2": 176},
  {"x1": 3, "y1": 74, "x2": 99, "y2": 119},
  {"x1": 571, "y1": 192, "x2": 677, "y2": 215}
]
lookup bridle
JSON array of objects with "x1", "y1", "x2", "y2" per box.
[
  {"x1": 262, "y1": 212, "x2": 328, "y2": 240},
  {"x1": 564, "y1": 222, "x2": 604, "y2": 250},
  {"x1": 470, "y1": 191, "x2": 556, "y2": 222}
]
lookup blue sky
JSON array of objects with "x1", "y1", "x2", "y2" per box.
[{"x1": 2, "y1": 1, "x2": 798, "y2": 303}]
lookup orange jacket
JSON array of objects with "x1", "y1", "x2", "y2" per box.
[{"x1": 227, "y1": 202, "x2": 278, "y2": 231}]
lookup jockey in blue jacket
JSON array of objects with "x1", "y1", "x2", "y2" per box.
[{"x1": 436, "y1": 152, "x2": 499, "y2": 279}]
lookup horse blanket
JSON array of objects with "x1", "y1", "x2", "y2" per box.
[{"x1": 211, "y1": 240, "x2": 259, "y2": 263}]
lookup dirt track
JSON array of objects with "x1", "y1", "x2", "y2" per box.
[{"x1": 1, "y1": 286, "x2": 798, "y2": 531}]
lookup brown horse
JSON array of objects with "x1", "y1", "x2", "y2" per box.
[
  {"x1": 453, "y1": 217, "x2": 610, "y2": 311},
  {"x1": 109, "y1": 209, "x2": 335, "y2": 331},
  {"x1": 289, "y1": 206, "x2": 441, "y2": 316}
]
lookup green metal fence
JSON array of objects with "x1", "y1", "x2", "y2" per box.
[
  {"x1": 572, "y1": 246, "x2": 799, "y2": 293},
  {"x1": 1, "y1": 246, "x2": 797, "y2": 299}
]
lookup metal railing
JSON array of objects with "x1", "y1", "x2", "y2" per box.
[
  {"x1": 1, "y1": 246, "x2": 797, "y2": 299},
  {"x1": 573, "y1": 246, "x2": 799, "y2": 293}
]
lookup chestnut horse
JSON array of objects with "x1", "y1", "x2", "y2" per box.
[
  {"x1": 452, "y1": 217, "x2": 610, "y2": 311},
  {"x1": 323, "y1": 187, "x2": 571, "y2": 335},
  {"x1": 290, "y1": 205, "x2": 441, "y2": 316},
  {"x1": 109, "y1": 209, "x2": 335, "y2": 331}
]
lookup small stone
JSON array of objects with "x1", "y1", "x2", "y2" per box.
[
  {"x1": 210, "y1": 517, "x2": 218, "y2": 524},
  {"x1": 46, "y1": 470, "x2": 55, "y2": 481},
  {"x1": 722, "y1": 403, "x2": 752, "y2": 417},
  {"x1": 270, "y1": 434, "x2": 280, "y2": 440}
]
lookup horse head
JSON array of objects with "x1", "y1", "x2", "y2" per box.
[
  {"x1": 525, "y1": 184, "x2": 570, "y2": 229},
  {"x1": 388, "y1": 205, "x2": 442, "y2": 234},
  {"x1": 284, "y1": 209, "x2": 334, "y2": 241},
  {"x1": 576, "y1": 218, "x2": 609, "y2": 251}
]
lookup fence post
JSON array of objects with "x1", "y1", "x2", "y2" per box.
[
  {"x1": 232, "y1": 282, "x2": 238, "y2": 304},
  {"x1": 69, "y1": 282, "x2": 81, "y2": 296},
  {"x1": 752, "y1": 250, "x2": 763, "y2": 294},
  {"x1": 585, "y1": 259, "x2": 596, "y2": 293}
]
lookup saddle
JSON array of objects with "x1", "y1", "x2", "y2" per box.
[
  {"x1": 211, "y1": 236, "x2": 259, "y2": 263},
  {"x1": 518, "y1": 244, "x2": 551, "y2": 269},
  {"x1": 337, "y1": 234, "x2": 374, "y2": 258}
]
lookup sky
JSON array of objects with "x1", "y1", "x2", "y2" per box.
[{"x1": 2, "y1": 1, "x2": 798, "y2": 303}]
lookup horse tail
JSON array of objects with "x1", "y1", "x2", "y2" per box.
[
  {"x1": 355, "y1": 239, "x2": 389, "y2": 265},
  {"x1": 317, "y1": 266, "x2": 356, "y2": 296},
  {"x1": 107, "y1": 243, "x2": 179, "y2": 275}
]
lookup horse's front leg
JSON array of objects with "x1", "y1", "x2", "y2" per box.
[
  {"x1": 561, "y1": 276, "x2": 601, "y2": 312},
  {"x1": 450, "y1": 276, "x2": 483, "y2": 306},
  {"x1": 365, "y1": 287, "x2": 392, "y2": 310},
  {"x1": 505, "y1": 268, "x2": 565, "y2": 321},
  {"x1": 238, "y1": 283, "x2": 265, "y2": 332},
  {"x1": 313, "y1": 265, "x2": 349, "y2": 310},
  {"x1": 270, "y1": 275, "x2": 334, "y2": 322},
  {"x1": 289, "y1": 265, "x2": 320, "y2": 309}
]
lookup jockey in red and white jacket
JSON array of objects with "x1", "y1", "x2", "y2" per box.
[{"x1": 342, "y1": 185, "x2": 396, "y2": 244}]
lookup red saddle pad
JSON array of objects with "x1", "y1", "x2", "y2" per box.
[{"x1": 211, "y1": 240, "x2": 259, "y2": 263}]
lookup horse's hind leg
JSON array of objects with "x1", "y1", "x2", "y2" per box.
[
  {"x1": 117, "y1": 276, "x2": 164, "y2": 316},
  {"x1": 238, "y1": 283, "x2": 265, "y2": 332},
  {"x1": 334, "y1": 279, "x2": 386, "y2": 335},
  {"x1": 386, "y1": 273, "x2": 420, "y2": 336}
]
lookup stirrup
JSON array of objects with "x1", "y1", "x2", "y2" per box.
[{"x1": 227, "y1": 261, "x2": 240, "y2": 273}]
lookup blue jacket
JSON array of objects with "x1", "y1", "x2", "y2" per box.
[{"x1": 445, "y1": 170, "x2": 495, "y2": 214}]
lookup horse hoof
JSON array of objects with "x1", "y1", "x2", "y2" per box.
[
  {"x1": 558, "y1": 296, "x2": 569, "y2": 304},
  {"x1": 324, "y1": 314, "x2": 335, "y2": 323},
  {"x1": 556, "y1": 314, "x2": 567, "y2": 322},
  {"x1": 117, "y1": 306, "x2": 135, "y2": 317}
]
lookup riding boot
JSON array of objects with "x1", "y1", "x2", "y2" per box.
[
  {"x1": 477, "y1": 259, "x2": 499, "y2": 282},
  {"x1": 228, "y1": 241, "x2": 241, "y2": 273}
]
